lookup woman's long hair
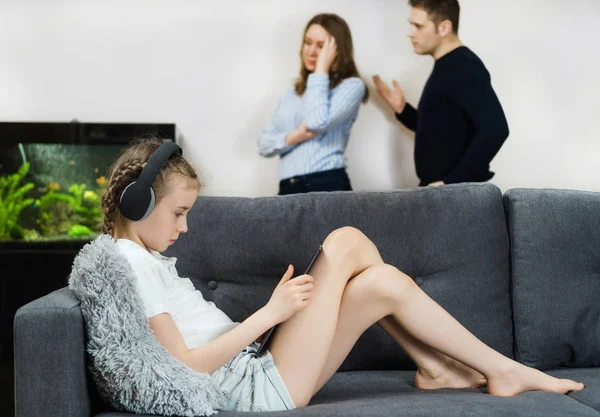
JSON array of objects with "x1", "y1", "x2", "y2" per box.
[{"x1": 294, "y1": 13, "x2": 369, "y2": 103}]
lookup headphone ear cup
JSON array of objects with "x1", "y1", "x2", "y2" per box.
[
  {"x1": 139, "y1": 187, "x2": 156, "y2": 221},
  {"x1": 119, "y1": 181, "x2": 155, "y2": 221},
  {"x1": 119, "y1": 181, "x2": 138, "y2": 221}
]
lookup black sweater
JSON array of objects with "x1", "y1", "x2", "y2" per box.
[{"x1": 396, "y1": 46, "x2": 509, "y2": 185}]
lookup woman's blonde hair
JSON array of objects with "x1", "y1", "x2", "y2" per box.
[{"x1": 100, "y1": 137, "x2": 201, "y2": 235}]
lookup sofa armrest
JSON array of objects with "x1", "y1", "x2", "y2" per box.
[{"x1": 14, "y1": 287, "x2": 92, "y2": 417}]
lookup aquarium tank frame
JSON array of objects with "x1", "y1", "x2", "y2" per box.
[{"x1": 0, "y1": 120, "x2": 176, "y2": 145}]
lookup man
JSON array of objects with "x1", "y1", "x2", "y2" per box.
[{"x1": 374, "y1": 0, "x2": 509, "y2": 186}]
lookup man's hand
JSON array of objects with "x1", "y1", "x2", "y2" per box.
[
  {"x1": 428, "y1": 181, "x2": 445, "y2": 186},
  {"x1": 373, "y1": 75, "x2": 406, "y2": 114}
]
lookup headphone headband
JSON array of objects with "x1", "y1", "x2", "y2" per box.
[{"x1": 136, "y1": 141, "x2": 182, "y2": 189}]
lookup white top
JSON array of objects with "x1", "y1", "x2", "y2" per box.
[{"x1": 116, "y1": 238, "x2": 238, "y2": 349}]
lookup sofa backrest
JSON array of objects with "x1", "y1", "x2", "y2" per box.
[
  {"x1": 503, "y1": 188, "x2": 600, "y2": 370},
  {"x1": 167, "y1": 183, "x2": 513, "y2": 370}
]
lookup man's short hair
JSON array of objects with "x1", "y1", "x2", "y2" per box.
[{"x1": 409, "y1": 0, "x2": 460, "y2": 34}]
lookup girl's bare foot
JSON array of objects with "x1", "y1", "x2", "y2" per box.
[
  {"x1": 415, "y1": 356, "x2": 487, "y2": 390},
  {"x1": 487, "y1": 363, "x2": 584, "y2": 396}
]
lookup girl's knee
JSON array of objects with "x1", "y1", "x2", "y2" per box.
[
  {"x1": 325, "y1": 226, "x2": 365, "y2": 248},
  {"x1": 379, "y1": 265, "x2": 417, "y2": 301},
  {"x1": 345, "y1": 264, "x2": 415, "y2": 306},
  {"x1": 322, "y1": 226, "x2": 376, "y2": 263}
]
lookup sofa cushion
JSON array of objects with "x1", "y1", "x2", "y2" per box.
[
  {"x1": 97, "y1": 370, "x2": 600, "y2": 417},
  {"x1": 166, "y1": 183, "x2": 513, "y2": 371},
  {"x1": 548, "y1": 368, "x2": 600, "y2": 413},
  {"x1": 504, "y1": 189, "x2": 600, "y2": 370}
]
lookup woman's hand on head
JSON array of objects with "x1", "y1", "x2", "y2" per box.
[
  {"x1": 266, "y1": 265, "x2": 314, "y2": 324},
  {"x1": 315, "y1": 36, "x2": 337, "y2": 74}
]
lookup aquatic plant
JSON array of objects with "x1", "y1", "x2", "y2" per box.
[
  {"x1": 68, "y1": 224, "x2": 93, "y2": 237},
  {"x1": 36, "y1": 183, "x2": 104, "y2": 236},
  {"x1": 22, "y1": 228, "x2": 40, "y2": 241},
  {"x1": 70, "y1": 184, "x2": 103, "y2": 230},
  {"x1": 0, "y1": 162, "x2": 35, "y2": 240},
  {"x1": 36, "y1": 191, "x2": 76, "y2": 236}
]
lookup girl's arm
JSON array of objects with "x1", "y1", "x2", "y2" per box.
[
  {"x1": 150, "y1": 306, "x2": 276, "y2": 374},
  {"x1": 149, "y1": 265, "x2": 313, "y2": 374}
]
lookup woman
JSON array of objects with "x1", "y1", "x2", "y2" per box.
[{"x1": 258, "y1": 13, "x2": 369, "y2": 195}]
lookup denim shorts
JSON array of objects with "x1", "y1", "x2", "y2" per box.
[{"x1": 211, "y1": 342, "x2": 296, "y2": 412}]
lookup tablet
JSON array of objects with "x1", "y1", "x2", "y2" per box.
[{"x1": 255, "y1": 244, "x2": 323, "y2": 357}]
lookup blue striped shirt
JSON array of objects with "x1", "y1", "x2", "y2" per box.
[{"x1": 257, "y1": 73, "x2": 366, "y2": 180}]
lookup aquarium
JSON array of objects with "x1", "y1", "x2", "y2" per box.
[{"x1": 0, "y1": 122, "x2": 176, "y2": 243}]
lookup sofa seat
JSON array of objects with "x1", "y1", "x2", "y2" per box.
[{"x1": 95, "y1": 370, "x2": 600, "y2": 417}]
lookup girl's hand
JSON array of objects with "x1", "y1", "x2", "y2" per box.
[
  {"x1": 315, "y1": 36, "x2": 337, "y2": 74},
  {"x1": 266, "y1": 265, "x2": 314, "y2": 324}
]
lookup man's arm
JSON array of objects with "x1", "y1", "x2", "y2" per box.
[
  {"x1": 395, "y1": 103, "x2": 419, "y2": 132},
  {"x1": 443, "y1": 64, "x2": 509, "y2": 184}
]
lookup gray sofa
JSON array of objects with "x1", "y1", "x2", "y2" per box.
[{"x1": 14, "y1": 183, "x2": 600, "y2": 416}]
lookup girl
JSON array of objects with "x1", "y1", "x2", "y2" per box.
[
  {"x1": 258, "y1": 13, "x2": 369, "y2": 195},
  {"x1": 103, "y1": 138, "x2": 584, "y2": 413}
]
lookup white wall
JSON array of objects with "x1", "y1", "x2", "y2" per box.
[{"x1": 1, "y1": 0, "x2": 598, "y2": 196}]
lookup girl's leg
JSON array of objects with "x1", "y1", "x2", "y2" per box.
[
  {"x1": 270, "y1": 227, "x2": 583, "y2": 407},
  {"x1": 311, "y1": 265, "x2": 485, "y2": 395},
  {"x1": 268, "y1": 227, "x2": 382, "y2": 407},
  {"x1": 269, "y1": 227, "x2": 481, "y2": 406},
  {"x1": 377, "y1": 316, "x2": 486, "y2": 390},
  {"x1": 311, "y1": 263, "x2": 584, "y2": 398}
]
